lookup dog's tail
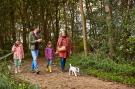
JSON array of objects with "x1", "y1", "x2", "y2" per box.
[{"x1": 69, "y1": 64, "x2": 72, "y2": 67}]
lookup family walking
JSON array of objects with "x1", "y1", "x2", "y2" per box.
[{"x1": 12, "y1": 26, "x2": 72, "y2": 74}]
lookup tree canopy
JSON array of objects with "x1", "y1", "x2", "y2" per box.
[{"x1": 0, "y1": 0, "x2": 135, "y2": 61}]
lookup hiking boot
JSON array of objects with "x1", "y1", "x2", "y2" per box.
[
  {"x1": 48, "y1": 66, "x2": 52, "y2": 73},
  {"x1": 36, "y1": 71, "x2": 40, "y2": 74}
]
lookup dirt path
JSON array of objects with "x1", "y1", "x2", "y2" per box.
[{"x1": 16, "y1": 58, "x2": 135, "y2": 89}]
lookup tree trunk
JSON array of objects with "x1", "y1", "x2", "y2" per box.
[
  {"x1": 22, "y1": 0, "x2": 27, "y2": 51},
  {"x1": 10, "y1": 0, "x2": 16, "y2": 42},
  {"x1": 105, "y1": 0, "x2": 115, "y2": 58},
  {"x1": 70, "y1": 3, "x2": 75, "y2": 41},
  {"x1": 54, "y1": 2, "x2": 60, "y2": 48},
  {"x1": 79, "y1": 0, "x2": 88, "y2": 56}
]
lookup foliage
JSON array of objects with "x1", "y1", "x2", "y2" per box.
[
  {"x1": 0, "y1": 0, "x2": 135, "y2": 61},
  {"x1": 0, "y1": 0, "x2": 135, "y2": 86},
  {"x1": 0, "y1": 59, "x2": 40, "y2": 89}
]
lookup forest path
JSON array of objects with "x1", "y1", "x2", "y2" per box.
[{"x1": 15, "y1": 58, "x2": 134, "y2": 89}]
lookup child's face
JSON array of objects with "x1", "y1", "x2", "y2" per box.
[
  {"x1": 48, "y1": 44, "x2": 51, "y2": 47},
  {"x1": 16, "y1": 41, "x2": 20, "y2": 45}
]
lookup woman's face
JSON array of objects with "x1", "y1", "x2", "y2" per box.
[{"x1": 61, "y1": 31, "x2": 66, "y2": 37}]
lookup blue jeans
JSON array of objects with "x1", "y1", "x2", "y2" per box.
[
  {"x1": 60, "y1": 58, "x2": 66, "y2": 71},
  {"x1": 31, "y1": 50, "x2": 39, "y2": 71}
]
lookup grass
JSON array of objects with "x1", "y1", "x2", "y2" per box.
[{"x1": 66, "y1": 53, "x2": 135, "y2": 86}]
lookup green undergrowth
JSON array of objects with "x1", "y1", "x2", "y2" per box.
[
  {"x1": 0, "y1": 59, "x2": 40, "y2": 89},
  {"x1": 66, "y1": 53, "x2": 135, "y2": 86}
]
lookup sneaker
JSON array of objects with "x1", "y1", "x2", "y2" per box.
[
  {"x1": 15, "y1": 70, "x2": 18, "y2": 74},
  {"x1": 31, "y1": 70, "x2": 36, "y2": 73}
]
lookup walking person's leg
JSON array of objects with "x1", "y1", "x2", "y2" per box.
[
  {"x1": 14, "y1": 59, "x2": 18, "y2": 73},
  {"x1": 17, "y1": 59, "x2": 21, "y2": 73},
  {"x1": 31, "y1": 51, "x2": 35, "y2": 71},
  {"x1": 48, "y1": 60, "x2": 52, "y2": 72},
  {"x1": 46, "y1": 60, "x2": 49, "y2": 71},
  {"x1": 32, "y1": 60, "x2": 34, "y2": 71},
  {"x1": 60, "y1": 58, "x2": 63, "y2": 71},
  {"x1": 31, "y1": 50, "x2": 38, "y2": 72},
  {"x1": 63, "y1": 58, "x2": 66, "y2": 69},
  {"x1": 35, "y1": 50, "x2": 40, "y2": 74},
  {"x1": 35, "y1": 50, "x2": 39, "y2": 70},
  {"x1": 60, "y1": 58, "x2": 66, "y2": 72}
]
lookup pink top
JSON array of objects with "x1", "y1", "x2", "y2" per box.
[
  {"x1": 12, "y1": 44, "x2": 24, "y2": 60},
  {"x1": 45, "y1": 47, "x2": 54, "y2": 60}
]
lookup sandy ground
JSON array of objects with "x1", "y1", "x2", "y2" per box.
[{"x1": 15, "y1": 58, "x2": 135, "y2": 89}]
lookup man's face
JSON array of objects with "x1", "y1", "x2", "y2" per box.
[{"x1": 35, "y1": 27, "x2": 40, "y2": 33}]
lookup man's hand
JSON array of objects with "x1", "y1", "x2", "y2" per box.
[{"x1": 36, "y1": 39, "x2": 42, "y2": 42}]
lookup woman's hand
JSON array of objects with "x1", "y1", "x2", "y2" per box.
[
  {"x1": 70, "y1": 51, "x2": 72, "y2": 55},
  {"x1": 55, "y1": 51, "x2": 58, "y2": 55}
]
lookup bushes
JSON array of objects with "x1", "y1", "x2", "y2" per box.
[
  {"x1": 67, "y1": 53, "x2": 135, "y2": 85},
  {"x1": 0, "y1": 74, "x2": 39, "y2": 89},
  {"x1": 0, "y1": 60, "x2": 40, "y2": 89}
]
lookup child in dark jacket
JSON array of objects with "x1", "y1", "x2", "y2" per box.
[{"x1": 45, "y1": 41, "x2": 54, "y2": 72}]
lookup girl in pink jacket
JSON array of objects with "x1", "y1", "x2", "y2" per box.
[{"x1": 12, "y1": 39, "x2": 24, "y2": 73}]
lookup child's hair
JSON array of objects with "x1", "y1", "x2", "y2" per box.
[
  {"x1": 16, "y1": 39, "x2": 21, "y2": 42},
  {"x1": 14, "y1": 39, "x2": 21, "y2": 46},
  {"x1": 31, "y1": 25, "x2": 39, "y2": 30}
]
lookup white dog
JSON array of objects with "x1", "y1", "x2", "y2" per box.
[{"x1": 69, "y1": 64, "x2": 80, "y2": 76}]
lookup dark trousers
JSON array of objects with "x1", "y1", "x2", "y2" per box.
[{"x1": 60, "y1": 57, "x2": 66, "y2": 71}]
